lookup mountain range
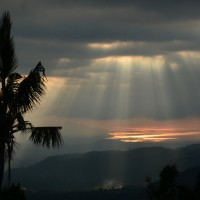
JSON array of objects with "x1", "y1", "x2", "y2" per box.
[{"x1": 6, "y1": 143, "x2": 200, "y2": 193}]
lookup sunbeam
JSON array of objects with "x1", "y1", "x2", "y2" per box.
[{"x1": 20, "y1": 51, "x2": 200, "y2": 146}]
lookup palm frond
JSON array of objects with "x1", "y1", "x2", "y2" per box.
[
  {"x1": 15, "y1": 63, "x2": 46, "y2": 113},
  {"x1": 11, "y1": 113, "x2": 33, "y2": 133},
  {"x1": 0, "y1": 11, "x2": 17, "y2": 79},
  {"x1": 4, "y1": 79, "x2": 17, "y2": 111},
  {"x1": 29, "y1": 127, "x2": 63, "y2": 148},
  {"x1": 7, "y1": 72, "x2": 23, "y2": 84}
]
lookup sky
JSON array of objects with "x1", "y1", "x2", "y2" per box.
[{"x1": 2, "y1": 0, "x2": 200, "y2": 154}]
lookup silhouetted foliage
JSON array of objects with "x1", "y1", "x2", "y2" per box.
[
  {"x1": 159, "y1": 164, "x2": 178, "y2": 199},
  {"x1": 146, "y1": 164, "x2": 200, "y2": 200},
  {"x1": 0, "y1": 11, "x2": 62, "y2": 190},
  {"x1": 1, "y1": 183, "x2": 26, "y2": 200},
  {"x1": 26, "y1": 186, "x2": 147, "y2": 200}
]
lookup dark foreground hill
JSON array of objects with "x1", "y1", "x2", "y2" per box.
[
  {"x1": 7, "y1": 144, "x2": 200, "y2": 192},
  {"x1": 26, "y1": 186, "x2": 148, "y2": 200}
]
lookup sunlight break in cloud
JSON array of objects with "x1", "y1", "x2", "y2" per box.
[
  {"x1": 108, "y1": 128, "x2": 200, "y2": 143},
  {"x1": 58, "y1": 57, "x2": 70, "y2": 64},
  {"x1": 88, "y1": 41, "x2": 132, "y2": 50}
]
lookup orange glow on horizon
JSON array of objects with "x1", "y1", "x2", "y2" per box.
[
  {"x1": 44, "y1": 117, "x2": 200, "y2": 144},
  {"x1": 108, "y1": 127, "x2": 200, "y2": 143}
]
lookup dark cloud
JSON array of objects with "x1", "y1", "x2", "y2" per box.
[
  {"x1": 1, "y1": 0, "x2": 200, "y2": 120},
  {"x1": 1, "y1": 0, "x2": 200, "y2": 72},
  {"x1": 2, "y1": 0, "x2": 200, "y2": 43}
]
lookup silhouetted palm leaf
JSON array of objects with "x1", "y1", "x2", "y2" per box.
[
  {"x1": 30, "y1": 127, "x2": 63, "y2": 148},
  {"x1": 12, "y1": 113, "x2": 33, "y2": 133},
  {"x1": 7, "y1": 72, "x2": 23, "y2": 83},
  {"x1": 0, "y1": 12, "x2": 17, "y2": 79},
  {"x1": 15, "y1": 66, "x2": 46, "y2": 113}
]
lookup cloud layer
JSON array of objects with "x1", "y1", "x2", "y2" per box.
[
  {"x1": 1, "y1": 1, "x2": 200, "y2": 121},
  {"x1": 1, "y1": 0, "x2": 200, "y2": 71}
]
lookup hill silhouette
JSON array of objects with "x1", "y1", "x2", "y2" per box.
[{"x1": 7, "y1": 144, "x2": 200, "y2": 193}]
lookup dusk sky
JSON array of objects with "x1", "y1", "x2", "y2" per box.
[{"x1": 2, "y1": 0, "x2": 200, "y2": 152}]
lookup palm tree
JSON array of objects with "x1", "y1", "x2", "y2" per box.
[{"x1": 0, "y1": 11, "x2": 63, "y2": 190}]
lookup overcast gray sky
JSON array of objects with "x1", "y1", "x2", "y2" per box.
[{"x1": 2, "y1": 0, "x2": 200, "y2": 146}]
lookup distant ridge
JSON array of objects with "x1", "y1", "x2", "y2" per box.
[{"x1": 6, "y1": 144, "x2": 200, "y2": 192}]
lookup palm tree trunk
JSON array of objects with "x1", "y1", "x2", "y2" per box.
[
  {"x1": 8, "y1": 151, "x2": 11, "y2": 187},
  {"x1": 0, "y1": 140, "x2": 5, "y2": 191}
]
